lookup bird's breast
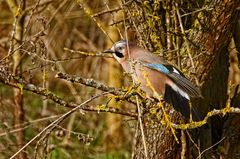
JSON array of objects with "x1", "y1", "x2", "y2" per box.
[
  {"x1": 133, "y1": 64, "x2": 170, "y2": 97},
  {"x1": 119, "y1": 60, "x2": 172, "y2": 98}
]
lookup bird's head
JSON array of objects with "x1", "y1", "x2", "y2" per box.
[{"x1": 103, "y1": 40, "x2": 130, "y2": 62}]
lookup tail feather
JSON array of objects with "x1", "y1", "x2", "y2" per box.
[{"x1": 164, "y1": 84, "x2": 201, "y2": 121}]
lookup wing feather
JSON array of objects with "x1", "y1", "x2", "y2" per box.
[
  {"x1": 144, "y1": 63, "x2": 201, "y2": 98},
  {"x1": 167, "y1": 72, "x2": 201, "y2": 97}
]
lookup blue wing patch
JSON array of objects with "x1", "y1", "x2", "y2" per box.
[{"x1": 144, "y1": 63, "x2": 170, "y2": 74}]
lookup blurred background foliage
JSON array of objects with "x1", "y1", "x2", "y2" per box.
[
  {"x1": 0, "y1": 0, "x2": 240, "y2": 159},
  {"x1": 0, "y1": 0, "x2": 134, "y2": 158}
]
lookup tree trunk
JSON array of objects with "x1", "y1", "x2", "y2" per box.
[
  {"x1": 132, "y1": 111, "x2": 181, "y2": 159},
  {"x1": 129, "y1": 0, "x2": 239, "y2": 158},
  {"x1": 191, "y1": 1, "x2": 238, "y2": 157}
]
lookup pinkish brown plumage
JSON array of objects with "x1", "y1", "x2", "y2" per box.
[{"x1": 104, "y1": 40, "x2": 202, "y2": 120}]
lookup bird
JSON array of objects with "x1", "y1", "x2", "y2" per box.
[{"x1": 103, "y1": 40, "x2": 202, "y2": 121}]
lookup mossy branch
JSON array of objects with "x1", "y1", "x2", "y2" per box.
[
  {"x1": 55, "y1": 72, "x2": 141, "y2": 103},
  {"x1": 55, "y1": 72, "x2": 123, "y2": 94},
  {"x1": 54, "y1": 72, "x2": 240, "y2": 130},
  {"x1": 172, "y1": 107, "x2": 240, "y2": 130},
  {"x1": 1, "y1": 66, "x2": 240, "y2": 130},
  {"x1": 0, "y1": 67, "x2": 137, "y2": 118}
]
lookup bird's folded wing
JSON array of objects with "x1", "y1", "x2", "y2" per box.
[{"x1": 144, "y1": 63, "x2": 202, "y2": 98}]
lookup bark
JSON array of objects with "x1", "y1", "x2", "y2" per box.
[
  {"x1": 132, "y1": 111, "x2": 181, "y2": 159},
  {"x1": 130, "y1": 0, "x2": 239, "y2": 158},
  {"x1": 191, "y1": 1, "x2": 238, "y2": 157},
  {"x1": 219, "y1": 36, "x2": 240, "y2": 158},
  {"x1": 232, "y1": 12, "x2": 240, "y2": 61}
]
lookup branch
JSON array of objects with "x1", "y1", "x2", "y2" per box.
[
  {"x1": 0, "y1": 115, "x2": 61, "y2": 137},
  {"x1": 54, "y1": 72, "x2": 240, "y2": 130},
  {"x1": 64, "y1": 47, "x2": 112, "y2": 58},
  {"x1": 92, "y1": 7, "x2": 122, "y2": 17},
  {"x1": 55, "y1": 72, "x2": 123, "y2": 94},
  {"x1": 22, "y1": 0, "x2": 54, "y2": 16},
  {"x1": 92, "y1": 0, "x2": 134, "y2": 17},
  {"x1": 2, "y1": 65, "x2": 240, "y2": 131},
  {"x1": 172, "y1": 107, "x2": 240, "y2": 130},
  {"x1": 55, "y1": 72, "x2": 141, "y2": 103},
  {"x1": 0, "y1": 66, "x2": 137, "y2": 118},
  {"x1": 81, "y1": 105, "x2": 137, "y2": 118},
  {"x1": 10, "y1": 92, "x2": 106, "y2": 159}
]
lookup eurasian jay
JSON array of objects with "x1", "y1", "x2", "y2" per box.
[{"x1": 104, "y1": 40, "x2": 202, "y2": 120}]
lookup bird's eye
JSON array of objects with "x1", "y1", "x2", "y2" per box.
[{"x1": 118, "y1": 47, "x2": 123, "y2": 50}]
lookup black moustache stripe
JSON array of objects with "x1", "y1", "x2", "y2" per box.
[{"x1": 115, "y1": 51, "x2": 124, "y2": 58}]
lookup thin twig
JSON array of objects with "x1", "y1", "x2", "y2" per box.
[
  {"x1": 181, "y1": 130, "x2": 186, "y2": 159},
  {"x1": 186, "y1": 130, "x2": 201, "y2": 158},
  {"x1": 93, "y1": 7, "x2": 122, "y2": 17},
  {"x1": 64, "y1": 47, "x2": 113, "y2": 58},
  {"x1": 10, "y1": 92, "x2": 108, "y2": 159},
  {"x1": 104, "y1": 1, "x2": 124, "y2": 39},
  {"x1": 76, "y1": 0, "x2": 114, "y2": 43},
  {"x1": 22, "y1": 0, "x2": 54, "y2": 16},
  {"x1": 92, "y1": 0, "x2": 134, "y2": 17},
  {"x1": 175, "y1": 2, "x2": 199, "y2": 85},
  {"x1": 196, "y1": 137, "x2": 226, "y2": 159},
  {"x1": 0, "y1": 115, "x2": 61, "y2": 137},
  {"x1": 181, "y1": 7, "x2": 213, "y2": 17},
  {"x1": 56, "y1": 125, "x2": 94, "y2": 142},
  {"x1": 23, "y1": 0, "x2": 41, "y2": 36},
  {"x1": 0, "y1": 68, "x2": 137, "y2": 118}
]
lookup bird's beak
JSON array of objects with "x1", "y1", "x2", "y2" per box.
[{"x1": 103, "y1": 48, "x2": 115, "y2": 54}]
